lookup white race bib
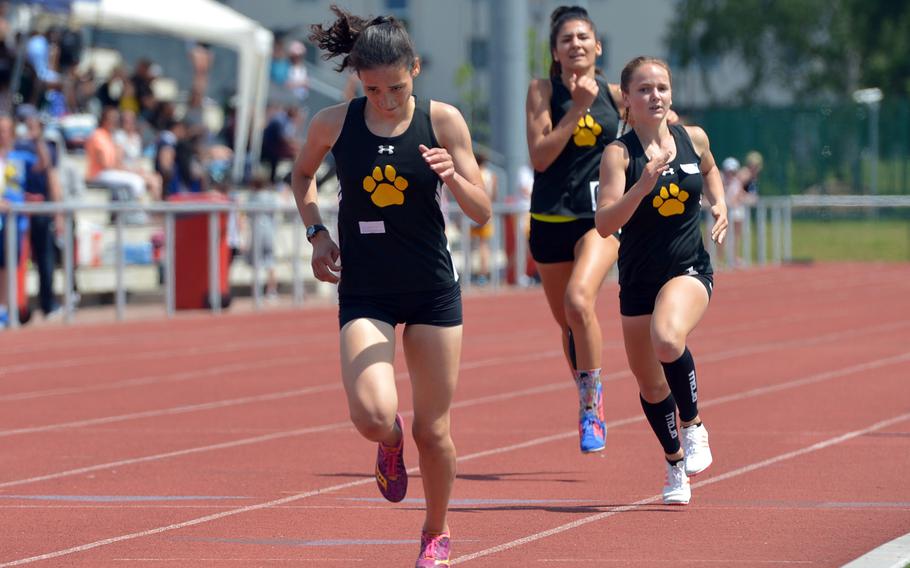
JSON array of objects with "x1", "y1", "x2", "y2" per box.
[{"x1": 358, "y1": 221, "x2": 386, "y2": 234}]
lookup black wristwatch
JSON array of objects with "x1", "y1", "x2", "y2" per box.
[{"x1": 306, "y1": 224, "x2": 328, "y2": 242}]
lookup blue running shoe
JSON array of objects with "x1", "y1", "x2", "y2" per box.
[
  {"x1": 579, "y1": 409, "x2": 606, "y2": 453},
  {"x1": 577, "y1": 376, "x2": 606, "y2": 453}
]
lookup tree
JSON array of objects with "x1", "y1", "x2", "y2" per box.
[{"x1": 668, "y1": 0, "x2": 910, "y2": 104}]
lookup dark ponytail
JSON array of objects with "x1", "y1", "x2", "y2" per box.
[
  {"x1": 548, "y1": 5, "x2": 597, "y2": 78},
  {"x1": 309, "y1": 4, "x2": 416, "y2": 73}
]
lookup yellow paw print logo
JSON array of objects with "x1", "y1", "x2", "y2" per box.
[
  {"x1": 652, "y1": 183, "x2": 689, "y2": 217},
  {"x1": 573, "y1": 114, "x2": 602, "y2": 146},
  {"x1": 362, "y1": 165, "x2": 408, "y2": 207}
]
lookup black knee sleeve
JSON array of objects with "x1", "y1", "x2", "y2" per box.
[
  {"x1": 662, "y1": 347, "x2": 698, "y2": 423},
  {"x1": 640, "y1": 394, "x2": 680, "y2": 455}
]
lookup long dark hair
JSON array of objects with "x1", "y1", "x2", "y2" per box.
[
  {"x1": 548, "y1": 5, "x2": 598, "y2": 79},
  {"x1": 309, "y1": 4, "x2": 417, "y2": 73}
]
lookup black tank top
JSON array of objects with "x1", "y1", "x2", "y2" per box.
[
  {"x1": 616, "y1": 124, "x2": 713, "y2": 287},
  {"x1": 331, "y1": 97, "x2": 456, "y2": 295},
  {"x1": 531, "y1": 75, "x2": 621, "y2": 218}
]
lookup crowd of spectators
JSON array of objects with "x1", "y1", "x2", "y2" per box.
[{"x1": 0, "y1": 4, "x2": 313, "y2": 325}]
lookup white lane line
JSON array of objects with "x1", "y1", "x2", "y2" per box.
[
  {"x1": 5, "y1": 318, "x2": 907, "y2": 437},
  {"x1": 0, "y1": 334, "x2": 332, "y2": 377},
  {"x1": 2, "y1": 353, "x2": 908, "y2": 565},
  {"x1": 0, "y1": 356, "x2": 311, "y2": 403},
  {"x1": 0, "y1": 263, "x2": 899, "y2": 365},
  {"x1": 0, "y1": 344, "x2": 562, "y2": 404},
  {"x1": 0, "y1": 387, "x2": 340, "y2": 437},
  {"x1": 4, "y1": 280, "x2": 902, "y2": 400},
  {"x1": 4, "y1": 282, "x2": 897, "y2": 397},
  {"x1": 0, "y1": 420, "x2": 349, "y2": 490},
  {"x1": 0, "y1": 349, "x2": 562, "y2": 436},
  {"x1": 450, "y1": 411, "x2": 910, "y2": 564},
  {"x1": 1, "y1": 339, "x2": 907, "y2": 491},
  {"x1": 535, "y1": 560, "x2": 812, "y2": 564},
  {"x1": 0, "y1": 326, "x2": 316, "y2": 357},
  {"x1": 0, "y1": 477, "x2": 382, "y2": 566}
]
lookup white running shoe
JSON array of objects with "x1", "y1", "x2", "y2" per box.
[
  {"x1": 681, "y1": 423, "x2": 713, "y2": 476},
  {"x1": 662, "y1": 460, "x2": 691, "y2": 505}
]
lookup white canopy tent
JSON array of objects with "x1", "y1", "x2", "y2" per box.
[{"x1": 71, "y1": 0, "x2": 273, "y2": 181}]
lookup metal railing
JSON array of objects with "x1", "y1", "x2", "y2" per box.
[
  {"x1": 703, "y1": 195, "x2": 910, "y2": 269},
  {"x1": 703, "y1": 196, "x2": 794, "y2": 267},
  {"x1": 7, "y1": 194, "x2": 903, "y2": 328},
  {"x1": 0, "y1": 199, "x2": 534, "y2": 328}
]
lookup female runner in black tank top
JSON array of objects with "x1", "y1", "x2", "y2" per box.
[
  {"x1": 595, "y1": 57, "x2": 728, "y2": 506},
  {"x1": 292, "y1": 8, "x2": 491, "y2": 566},
  {"x1": 525, "y1": 6, "x2": 624, "y2": 455}
]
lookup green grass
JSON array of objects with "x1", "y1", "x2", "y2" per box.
[
  {"x1": 789, "y1": 219, "x2": 910, "y2": 262},
  {"x1": 718, "y1": 218, "x2": 910, "y2": 265}
]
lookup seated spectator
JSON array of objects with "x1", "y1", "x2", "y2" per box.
[
  {"x1": 85, "y1": 106, "x2": 158, "y2": 206},
  {"x1": 114, "y1": 108, "x2": 162, "y2": 199},
  {"x1": 69, "y1": 68, "x2": 98, "y2": 115},
  {"x1": 131, "y1": 59, "x2": 159, "y2": 124},
  {"x1": 151, "y1": 100, "x2": 177, "y2": 132},
  {"x1": 96, "y1": 66, "x2": 129, "y2": 111},
  {"x1": 206, "y1": 142, "x2": 233, "y2": 188},
  {"x1": 118, "y1": 78, "x2": 140, "y2": 115},
  {"x1": 114, "y1": 109, "x2": 143, "y2": 163}
]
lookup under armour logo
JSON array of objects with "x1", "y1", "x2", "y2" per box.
[
  {"x1": 378, "y1": 145, "x2": 395, "y2": 155},
  {"x1": 661, "y1": 167, "x2": 675, "y2": 176}
]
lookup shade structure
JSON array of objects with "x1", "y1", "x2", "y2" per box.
[{"x1": 71, "y1": 0, "x2": 273, "y2": 181}]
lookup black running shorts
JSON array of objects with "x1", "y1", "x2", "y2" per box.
[{"x1": 339, "y1": 282, "x2": 463, "y2": 328}]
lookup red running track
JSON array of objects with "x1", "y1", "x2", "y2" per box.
[{"x1": 0, "y1": 262, "x2": 908, "y2": 567}]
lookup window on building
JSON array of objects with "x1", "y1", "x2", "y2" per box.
[{"x1": 470, "y1": 37, "x2": 488, "y2": 70}]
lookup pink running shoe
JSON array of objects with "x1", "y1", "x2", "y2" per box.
[
  {"x1": 375, "y1": 413, "x2": 407, "y2": 502},
  {"x1": 416, "y1": 531, "x2": 451, "y2": 567}
]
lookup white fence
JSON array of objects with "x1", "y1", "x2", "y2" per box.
[
  {"x1": 3, "y1": 194, "x2": 908, "y2": 328},
  {"x1": 1, "y1": 198, "x2": 532, "y2": 328}
]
